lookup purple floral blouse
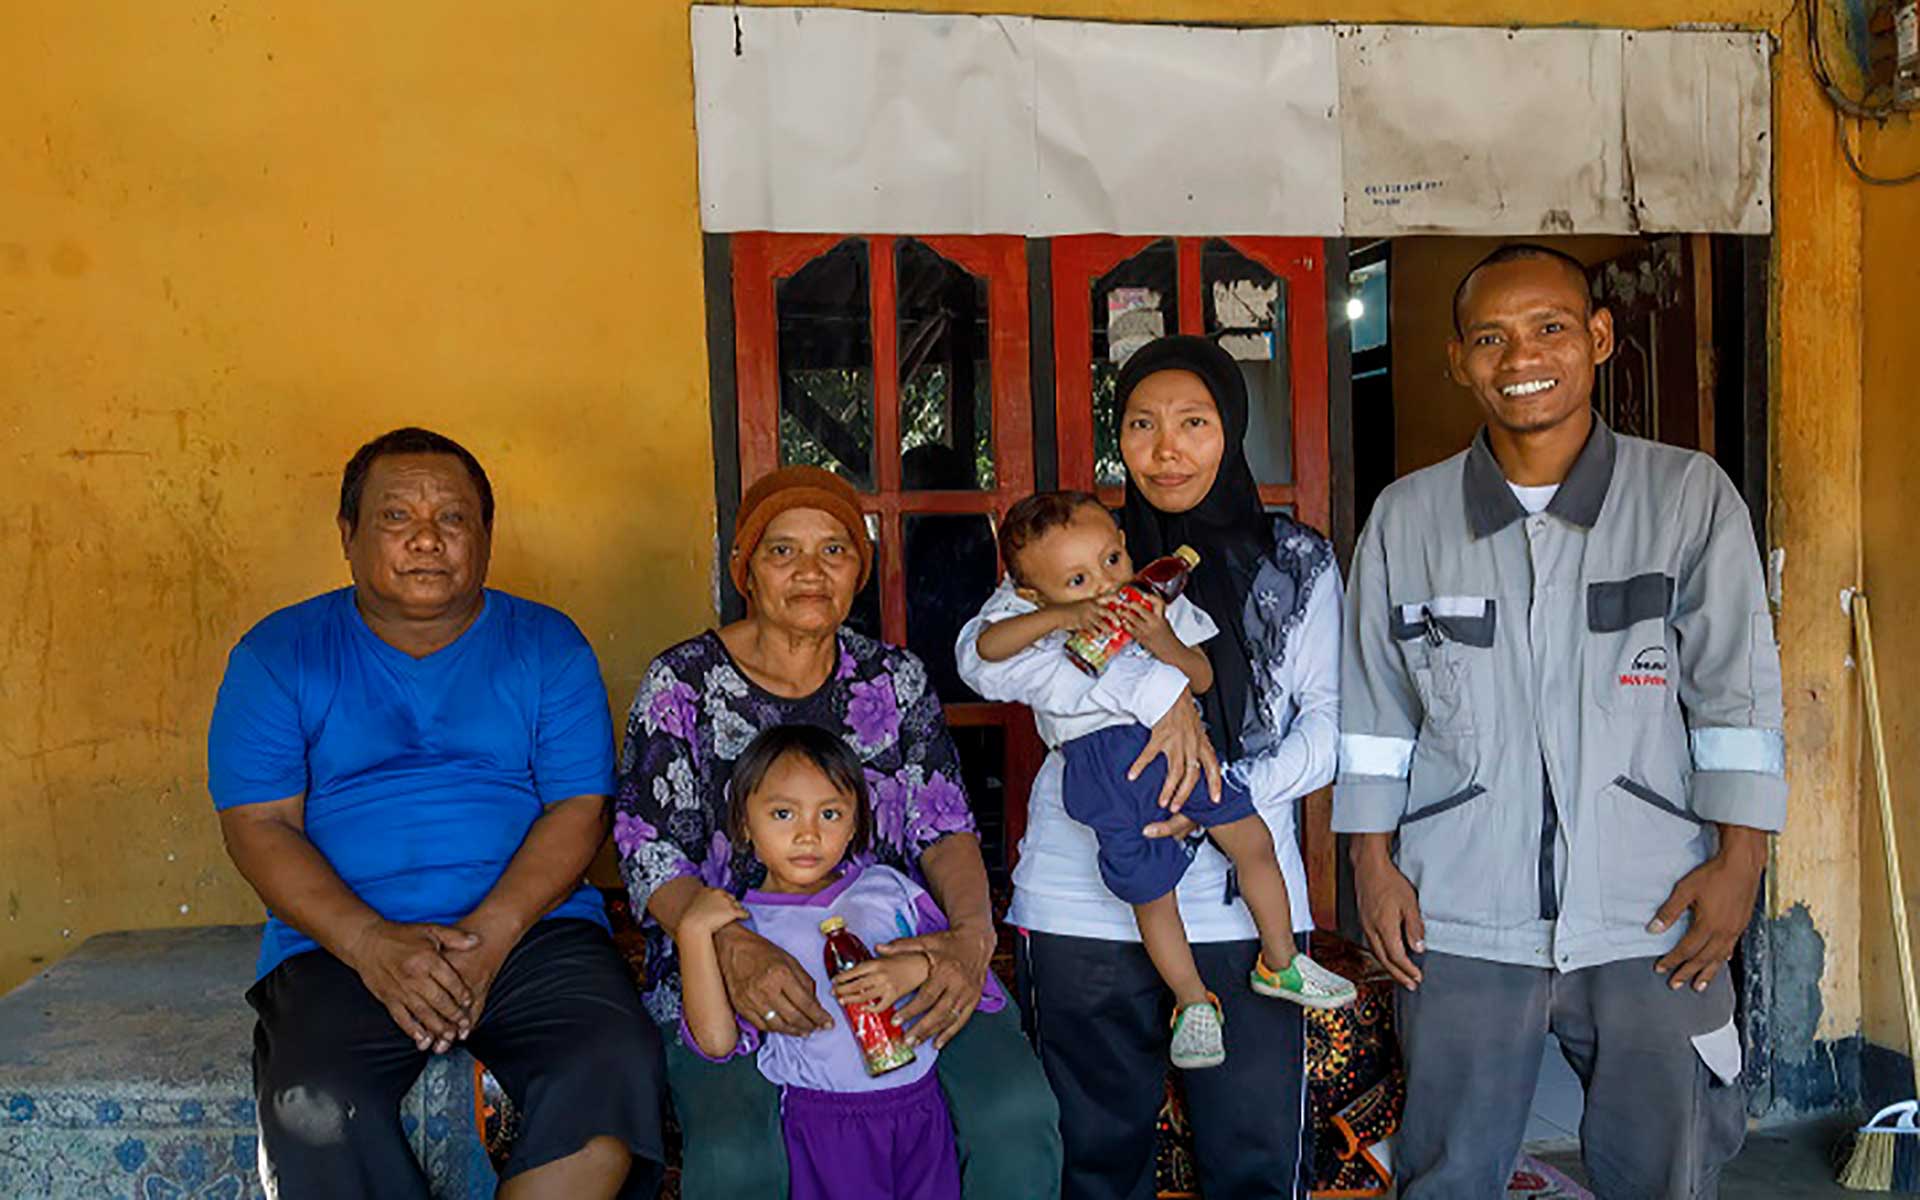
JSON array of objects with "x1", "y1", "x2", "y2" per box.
[{"x1": 615, "y1": 628, "x2": 978, "y2": 1024}]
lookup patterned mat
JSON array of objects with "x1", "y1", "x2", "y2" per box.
[{"x1": 0, "y1": 926, "x2": 494, "y2": 1200}]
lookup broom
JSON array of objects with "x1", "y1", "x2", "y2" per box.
[{"x1": 1839, "y1": 593, "x2": 1920, "y2": 1191}]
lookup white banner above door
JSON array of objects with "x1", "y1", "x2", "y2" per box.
[
  {"x1": 1337, "y1": 25, "x2": 1630, "y2": 235},
  {"x1": 691, "y1": 7, "x2": 1773, "y2": 237},
  {"x1": 1030, "y1": 21, "x2": 1341, "y2": 236},
  {"x1": 690, "y1": 8, "x2": 1038, "y2": 237},
  {"x1": 1623, "y1": 30, "x2": 1774, "y2": 234}
]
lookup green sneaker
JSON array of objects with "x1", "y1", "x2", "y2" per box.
[
  {"x1": 1250, "y1": 952, "x2": 1358, "y2": 1010},
  {"x1": 1169, "y1": 995, "x2": 1226, "y2": 1070}
]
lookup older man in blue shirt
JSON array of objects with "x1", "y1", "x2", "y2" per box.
[{"x1": 209, "y1": 428, "x2": 663, "y2": 1199}]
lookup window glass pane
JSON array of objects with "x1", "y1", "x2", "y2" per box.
[
  {"x1": 948, "y1": 723, "x2": 1010, "y2": 883},
  {"x1": 778, "y1": 239, "x2": 874, "y2": 489},
  {"x1": 1203, "y1": 239, "x2": 1292, "y2": 487},
  {"x1": 903, "y1": 512, "x2": 1000, "y2": 702},
  {"x1": 1348, "y1": 259, "x2": 1388, "y2": 353},
  {"x1": 1090, "y1": 240, "x2": 1178, "y2": 487},
  {"x1": 897, "y1": 240, "x2": 994, "y2": 491}
]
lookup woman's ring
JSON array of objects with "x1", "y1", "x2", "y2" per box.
[{"x1": 763, "y1": 1009, "x2": 779, "y2": 1023}]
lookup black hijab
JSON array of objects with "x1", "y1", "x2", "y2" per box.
[{"x1": 1115, "y1": 335, "x2": 1272, "y2": 760}]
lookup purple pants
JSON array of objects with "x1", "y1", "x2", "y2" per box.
[{"x1": 782, "y1": 1071, "x2": 962, "y2": 1200}]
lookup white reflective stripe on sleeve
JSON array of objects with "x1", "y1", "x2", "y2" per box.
[
  {"x1": 1690, "y1": 727, "x2": 1786, "y2": 776},
  {"x1": 1396, "y1": 596, "x2": 1492, "y2": 623},
  {"x1": 1340, "y1": 734, "x2": 1416, "y2": 780}
]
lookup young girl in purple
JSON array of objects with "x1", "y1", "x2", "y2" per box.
[{"x1": 675, "y1": 724, "x2": 1003, "y2": 1200}]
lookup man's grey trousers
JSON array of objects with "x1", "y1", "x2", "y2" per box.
[{"x1": 1396, "y1": 952, "x2": 1747, "y2": 1199}]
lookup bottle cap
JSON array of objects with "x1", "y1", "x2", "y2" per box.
[
  {"x1": 819, "y1": 916, "x2": 847, "y2": 934},
  {"x1": 1173, "y1": 545, "x2": 1201, "y2": 569}
]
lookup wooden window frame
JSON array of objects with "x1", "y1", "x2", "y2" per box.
[
  {"x1": 729, "y1": 232, "x2": 1044, "y2": 865},
  {"x1": 722, "y1": 232, "x2": 1337, "y2": 918}
]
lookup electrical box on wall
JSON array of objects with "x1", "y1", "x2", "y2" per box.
[
  {"x1": 1871, "y1": 1, "x2": 1920, "y2": 107},
  {"x1": 1898, "y1": 1, "x2": 1920, "y2": 106}
]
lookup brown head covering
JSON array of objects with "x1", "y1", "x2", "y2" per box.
[{"x1": 729, "y1": 465, "x2": 873, "y2": 596}]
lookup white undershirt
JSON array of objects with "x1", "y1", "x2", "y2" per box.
[{"x1": 1509, "y1": 481, "x2": 1560, "y2": 515}]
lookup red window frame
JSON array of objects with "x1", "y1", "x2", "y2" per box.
[
  {"x1": 730, "y1": 233, "x2": 1046, "y2": 864},
  {"x1": 726, "y1": 232, "x2": 1337, "y2": 921}
]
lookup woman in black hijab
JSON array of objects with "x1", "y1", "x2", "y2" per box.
[
  {"x1": 1018, "y1": 334, "x2": 1343, "y2": 1199},
  {"x1": 1116, "y1": 334, "x2": 1284, "y2": 769}
]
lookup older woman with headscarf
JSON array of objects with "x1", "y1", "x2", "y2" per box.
[
  {"x1": 613, "y1": 465, "x2": 1061, "y2": 1199},
  {"x1": 959, "y1": 335, "x2": 1343, "y2": 1199}
]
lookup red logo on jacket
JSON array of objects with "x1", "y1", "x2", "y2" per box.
[{"x1": 1619, "y1": 646, "x2": 1669, "y2": 688}]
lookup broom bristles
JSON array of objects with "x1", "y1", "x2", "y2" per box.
[
  {"x1": 1898, "y1": 1131, "x2": 1920, "y2": 1191},
  {"x1": 1840, "y1": 1130, "x2": 1895, "y2": 1191},
  {"x1": 1839, "y1": 1125, "x2": 1920, "y2": 1192}
]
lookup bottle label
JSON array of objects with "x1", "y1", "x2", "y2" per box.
[
  {"x1": 846, "y1": 1004, "x2": 917, "y2": 1075},
  {"x1": 1063, "y1": 585, "x2": 1146, "y2": 676}
]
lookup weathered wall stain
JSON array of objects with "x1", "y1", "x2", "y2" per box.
[
  {"x1": 1771, "y1": 903, "x2": 1827, "y2": 1068},
  {"x1": 47, "y1": 241, "x2": 90, "y2": 279},
  {"x1": 1770, "y1": 1035, "x2": 1862, "y2": 1118},
  {"x1": 62, "y1": 448, "x2": 154, "y2": 461}
]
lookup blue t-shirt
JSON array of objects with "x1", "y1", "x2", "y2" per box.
[{"x1": 208, "y1": 588, "x2": 614, "y2": 979}]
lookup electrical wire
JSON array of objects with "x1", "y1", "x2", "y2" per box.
[
  {"x1": 1805, "y1": 0, "x2": 1920, "y2": 184},
  {"x1": 1806, "y1": 0, "x2": 1897, "y2": 117},
  {"x1": 1838, "y1": 110, "x2": 1920, "y2": 184}
]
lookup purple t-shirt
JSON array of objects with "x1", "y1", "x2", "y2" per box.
[{"x1": 681, "y1": 863, "x2": 1005, "y2": 1093}]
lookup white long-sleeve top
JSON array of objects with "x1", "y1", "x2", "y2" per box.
[
  {"x1": 962, "y1": 588, "x2": 1221, "y2": 751},
  {"x1": 956, "y1": 564, "x2": 1343, "y2": 943}
]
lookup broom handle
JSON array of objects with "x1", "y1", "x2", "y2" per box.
[{"x1": 1856, "y1": 594, "x2": 1920, "y2": 1101}]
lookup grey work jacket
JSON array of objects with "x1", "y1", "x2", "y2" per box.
[{"x1": 1333, "y1": 419, "x2": 1786, "y2": 972}]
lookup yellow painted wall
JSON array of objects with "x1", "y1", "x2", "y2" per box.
[
  {"x1": 0, "y1": 3, "x2": 716, "y2": 991},
  {"x1": 1860, "y1": 113, "x2": 1920, "y2": 1054},
  {"x1": 1769, "y1": 6, "x2": 1865, "y2": 1044},
  {"x1": 0, "y1": 0, "x2": 1871, "y2": 1062}
]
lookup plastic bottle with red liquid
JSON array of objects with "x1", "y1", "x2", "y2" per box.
[
  {"x1": 1064, "y1": 545, "x2": 1201, "y2": 676},
  {"x1": 820, "y1": 915, "x2": 917, "y2": 1077}
]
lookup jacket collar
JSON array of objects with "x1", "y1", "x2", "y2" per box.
[{"x1": 1463, "y1": 413, "x2": 1616, "y2": 538}]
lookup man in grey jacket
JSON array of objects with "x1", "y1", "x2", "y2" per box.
[{"x1": 1336, "y1": 245, "x2": 1784, "y2": 1198}]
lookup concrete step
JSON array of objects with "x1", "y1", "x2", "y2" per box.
[{"x1": 0, "y1": 925, "x2": 496, "y2": 1199}]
